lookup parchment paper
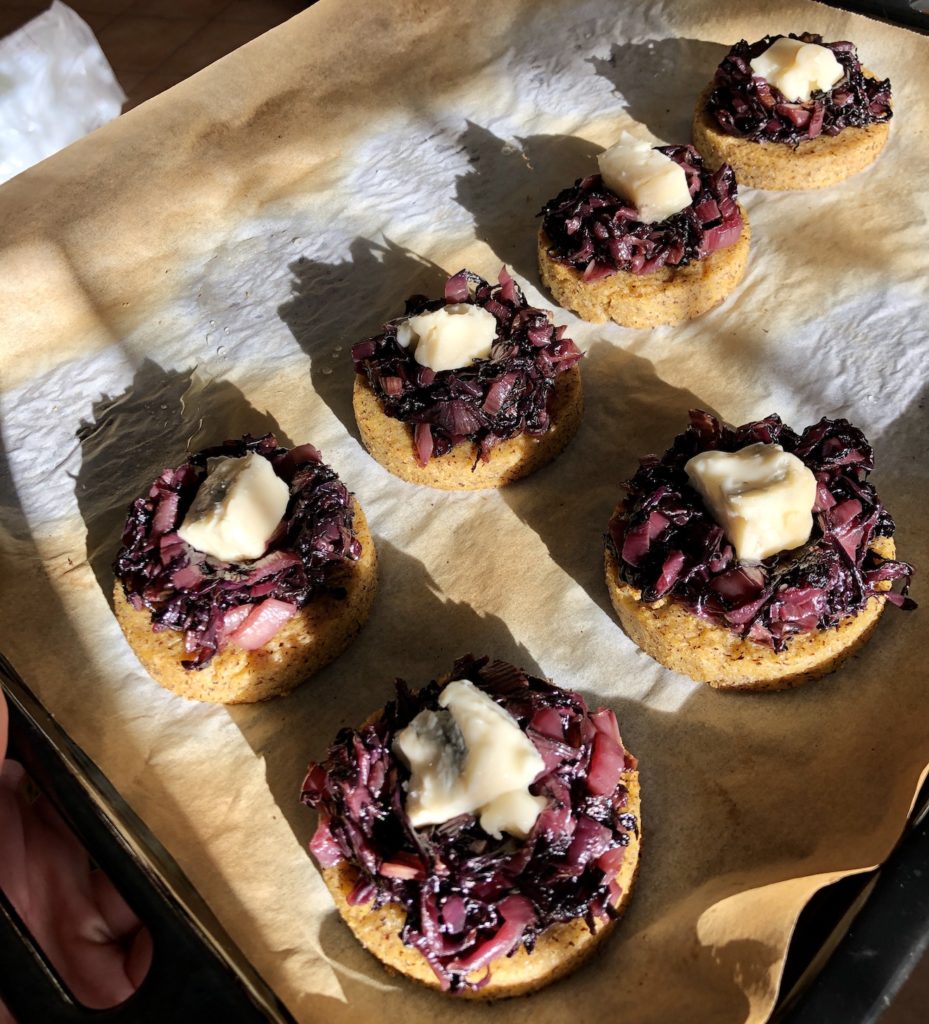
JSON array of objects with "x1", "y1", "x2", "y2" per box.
[{"x1": 1, "y1": 1, "x2": 927, "y2": 1021}]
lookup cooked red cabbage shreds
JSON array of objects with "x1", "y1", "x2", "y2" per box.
[
  {"x1": 607, "y1": 411, "x2": 915, "y2": 651},
  {"x1": 707, "y1": 33, "x2": 892, "y2": 144},
  {"x1": 539, "y1": 144, "x2": 743, "y2": 282},
  {"x1": 301, "y1": 655, "x2": 637, "y2": 993},
  {"x1": 351, "y1": 268, "x2": 582, "y2": 466},
  {"x1": 114, "y1": 434, "x2": 360, "y2": 669}
]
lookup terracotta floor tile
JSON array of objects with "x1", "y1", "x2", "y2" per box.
[
  {"x1": 96, "y1": 14, "x2": 207, "y2": 73},
  {"x1": 161, "y1": 17, "x2": 266, "y2": 77},
  {"x1": 0, "y1": 3, "x2": 121, "y2": 36},
  {"x1": 222, "y1": 0, "x2": 307, "y2": 26},
  {"x1": 0, "y1": 8, "x2": 35, "y2": 35},
  {"x1": 132, "y1": 0, "x2": 232, "y2": 20},
  {"x1": 123, "y1": 69, "x2": 183, "y2": 110},
  {"x1": 0, "y1": 0, "x2": 54, "y2": 9},
  {"x1": 64, "y1": 0, "x2": 136, "y2": 14},
  {"x1": 114, "y1": 69, "x2": 145, "y2": 97},
  {"x1": 75, "y1": 9, "x2": 118, "y2": 34}
]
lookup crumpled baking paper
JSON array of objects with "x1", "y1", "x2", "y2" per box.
[{"x1": 0, "y1": 1, "x2": 926, "y2": 1021}]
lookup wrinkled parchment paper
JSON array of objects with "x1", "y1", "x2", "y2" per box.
[{"x1": 1, "y1": 1, "x2": 927, "y2": 1021}]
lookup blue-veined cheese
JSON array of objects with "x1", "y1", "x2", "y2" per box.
[
  {"x1": 685, "y1": 443, "x2": 817, "y2": 563},
  {"x1": 177, "y1": 453, "x2": 289, "y2": 563},
  {"x1": 393, "y1": 679, "x2": 547, "y2": 839}
]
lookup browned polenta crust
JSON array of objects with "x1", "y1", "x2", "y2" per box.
[
  {"x1": 114, "y1": 500, "x2": 377, "y2": 703},
  {"x1": 320, "y1": 769, "x2": 640, "y2": 999},
  {"x1": 691, "y1": 82, "x2": 890, "y2": 191},
  {"x1": 537, "y1": 208, "x2": 750, "y2": 329},
  {"x1": 352, "y1": 364, "x2": 583, "y2": 490},
  {"x1": 604, "y1": 534, "x2": 896, "y2": 691}
]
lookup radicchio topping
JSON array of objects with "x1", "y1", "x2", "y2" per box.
[
  {"x1": 301, "y1": 655, "x2": 637, "y2": 992},
  {"x1": 707, "y1": 33, "x2": 892, "y2": 144},
  {"x1": 114, "y1": 434, "x2": 361, "y2": 669},
  {"x1": 351, "y1": 268, "x2": 582, "y2": 465},
  {"x1": 539, "y1": 144, "x2": 743, "y2": 280},
  {"x1": 607, "y1": 411, "x2": 915, "y2": 651}
]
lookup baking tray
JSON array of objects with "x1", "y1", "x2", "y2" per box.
[
  {"x1": 1, "y1": 2, "x2": 927, "y2": 1021},
  {"x1": 2, "y1": 644, "x2": 927, "y2": 1022},
  {"x1": 0, "y1": 654, "x2": 296, "y2": 1023}
]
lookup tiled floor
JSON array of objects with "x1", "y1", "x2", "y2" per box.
[{"x1": 0, "y1": 0, "x2": 308, "y2": 108}]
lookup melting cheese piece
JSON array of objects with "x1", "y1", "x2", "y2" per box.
[
  {"x1": 394, "y1": 679, "x2": 547, "y2": 839},
  {"x1": 685, "y1": 443, "x2": 817, "y2": 563},
  {"x1": 177, "y1": 453, "x2": 290, "y2": 563},
  {"x1": 597, "y1": 131, "x2": 692, "y2": 224},
  {"x1": 395, "y1": 303, "x2": 497, "y2": 373},
  {"x1": 750, "y1": 37, "x2": 844, "y2": 103}
]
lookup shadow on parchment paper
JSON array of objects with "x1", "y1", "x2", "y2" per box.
[
  {"x1": 502, "y1": 342, "x2": 718, "y2": 617},
  {"x1": 74, "y1": 358, "x2": 288, "y2": 609},
  {"x1": 453, "y1": 121, "x2": 601, "y2": 285},
  {"x1": 277, "y1": 237, "x2": 448, "y2": 443},
  {"x1": 589, "y1": 38, "x2": 728, "y2": 143},
  {"x1": 226, "y1": 538, "x2": 543, "y2": 851},
  {"x1": 0, "y1": 437, "x2": 95, "y2": 686},
  {"x1": 875, "y1": 381, "x2": 928, "y2": 544}
]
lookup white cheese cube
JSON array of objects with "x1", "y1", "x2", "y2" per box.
[
  {"x1": 177, "y1": 452, "x2": 290, "y2": 563},
  {"x1": 750, "y1": 37, "x2": 844, "y2": 103},
  {"x1": 394, "y1": 678, "x2": 546, "y2": 840},
  {"x1": 684, "y1": 443, "x2": 817, "y2": 563},
  {"x1": 399, "y1": 303, "x2": 497, "y2": 373},
  {"x1": 597, "y1": 131, "x2": 692, "y2": 224}
]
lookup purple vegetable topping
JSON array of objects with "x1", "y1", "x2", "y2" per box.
[
  {"x1": 606, "y1": 411, "x2": 915, "y2": 651},
  {"x1": 539, "y1": 145, "x2": 743, "y2": 279},
  {"x1": 351, "y1": 267, "x2": 582, "y2": 465},
  {"x1": 114, "y1": 434, "x2": 361, "y2": 669},
  {"x1": 707, "y1": 33, "x2": 892, "y2": 144},
  {"x1": 301, "y1": 655, "x2": 637, "y2": 993}
]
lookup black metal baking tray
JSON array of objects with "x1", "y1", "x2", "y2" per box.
[
  {"x1": 2, "y1": 5, "x2": 926, "y2": 1015},
  {"x1": 773, "y1": 772, "x2": 929, "y2": 1023},
  {"x1": 0, "y1": 653, "x2": 296, "y2": 1023},
  {"x1": 821, "y1": 0, "x2": 929, "y2": 34}
]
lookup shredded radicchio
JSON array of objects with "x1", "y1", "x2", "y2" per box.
[
  {"x1": 539, "y1": 144, "x2": 743, "y2": 281},
  {"x1": 351, "y1": 268, "x2": 582, "y2": 466},
  {"x1": 607, "y1": 411, "x2": 915, "y2": 652},
  {"x1": 707, "y1": 33, "x2": 892, "y2": 144},
  {"x1": 301, "y1": 655, "x2": 637, "y2": 992},
  {"x1": 114, "y1": 434, "x2": 361, "y2": 669}
]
